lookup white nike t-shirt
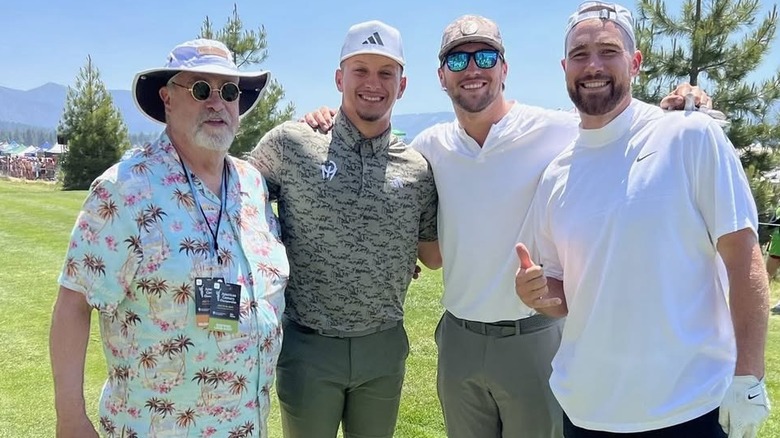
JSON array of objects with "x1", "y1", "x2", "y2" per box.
[{"x1": 531, "y1": 99, "x2": 757, "y2": 432}]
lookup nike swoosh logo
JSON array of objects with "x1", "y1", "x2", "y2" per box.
[
  {"x1": 748, "y1": 393, "x2": 761, "y2": 400},
  {"x1": 636, "y1": 151, "x2": 657, "y2": 162}
]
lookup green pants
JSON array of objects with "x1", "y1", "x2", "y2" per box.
[
  {"x1": 436, "y1": 311, "x2": 564, "y2": 438},
  {"x1": 276, "y1": 318, "x2": 409, "y2": 438}
]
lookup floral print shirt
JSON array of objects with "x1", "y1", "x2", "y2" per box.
[{"x1": 59, "y1": 133, "x2": 289, "y2": 438}]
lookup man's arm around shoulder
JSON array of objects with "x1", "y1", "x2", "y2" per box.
[{"x1": 50, "y1": 286, "x2": 99, "y2": 437}]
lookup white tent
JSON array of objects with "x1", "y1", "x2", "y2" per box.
[
  {"x1": 15, "y1": 145, "x2": 39, "y2": 156},
  {"x1": 47, "y1": 143, "x2": 67, "y2": 154}
]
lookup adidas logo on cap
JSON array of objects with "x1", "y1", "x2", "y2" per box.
[
  {"x1": 340, "y1": 20, "x2": 405, "y2": 66},
  {"x1": 362, "y1": 32, "x2": 385, "y2": 46}
]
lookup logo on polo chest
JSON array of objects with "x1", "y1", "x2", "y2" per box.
[{"x1": 321, "y1": 160, "x2": 338, "y2": 181}]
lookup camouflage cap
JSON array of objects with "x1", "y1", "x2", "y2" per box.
[{"x1": 438, "y1": 15, "x2": 505, "y2": 62}]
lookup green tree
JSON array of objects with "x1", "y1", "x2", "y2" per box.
[
  {"x1": 634, "y1": 0, "x2": 780, "y2": 227},
  {"x1": 58, "y1": 56, "x2": 130, "y2": 190},
  {"x1": 199, "y1": 4, "x2": 295, "y2": 156}
]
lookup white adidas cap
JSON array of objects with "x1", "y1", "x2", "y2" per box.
[{"x1": 340, "y1": 20, "x2": 405, "y2": 66}]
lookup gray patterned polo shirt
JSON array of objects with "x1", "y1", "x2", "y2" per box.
[{"x1": 248, "y1": 111, "x2": 438, "y2": 332}]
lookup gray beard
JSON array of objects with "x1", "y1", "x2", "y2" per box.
[{"x1": 194, "y1": 128, "x2": 234, "y2": 152}]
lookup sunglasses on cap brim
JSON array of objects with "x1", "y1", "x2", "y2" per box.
[{"x1": 443, "y1": 49, "x2": 502, "y2": 72}]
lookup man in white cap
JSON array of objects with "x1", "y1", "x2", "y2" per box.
[
  {"x1": 50, "y1": 39, "x2": 289, "y2": 437},
  {"x1": 516, "y1": 2, "x2": 770, "y2": 436},
  {"x1": 248, "y1": 21, "x2": 439, "y2": 438}
]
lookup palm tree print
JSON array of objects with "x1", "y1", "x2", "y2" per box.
[
  {"x1": 172, "y1": 283, "x2": 192, "y2": 305},
  {"x1": 175, "y1": 408, "x2": 197, "y2": 433},
  {"x1": 193, "y1": 367, "x2": 216, "y2": 407},
  {"x1": 124, "y1": 235, "x2": 143, "y2": 258},
  {"x1": 120, "y1": 310, "x2": 141, "y2": 338},
  {"x1": 172, "y1": 188, "x2": 195, "y2": 209},
  {"x1": 110, "y1": 364, "x2": 132, "y2": 404},
  {"x1": 229, "y1": 374, "x2": 248, "y2": 408},
  {"x1": 178, "y1": 237, "x2": 198, "y2": 256},
  {"x1": 131, "y1": 161, "x2": 151, "y2": 175},
  {"x1": 148, "y1": 278, "x2": 169, "y2": 297},
  {"x1": 256, "y1": 262, "x2": 282, "y2": 280},
  {"x1": 99, "y1": 416, "x2": 117, "y2": 437},
  {"x1": 218, "y1": 248, "x2": 234, "y2": 267},
  {"x1": 232, "y1": 212, "x2": 244, "y2": 230},
  {"x1": 228, "y1": 421, "x2": 255, "y2": 438},
  {"x1": 138, "y1": 348, "x2": 158, "y2": 382},
  {"x1": 145, "y1": 397, "x2": 176, "y2": 435},
  {"x1": 135, "y1": 204, "x2": 167, "y2": 233},
  {"x1": 173, "y1": 334, "x2": 194, "y2": 353},
  {"x1": 64, "y1": 257, "x2": 79, "y2": 277},
  {"x1": 82, "y1": 253, "x2": 106, "y2": 276},
  {"x1": 97, "y1": 199, "x2": 119, "y2": 223},
  {"x1": 145, "y1": 205, "x2": 167, "y2": 224}
]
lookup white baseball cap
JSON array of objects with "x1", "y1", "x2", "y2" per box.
[
  {"x1": 564, "y1": 1, "x2": 636, "y2": 51},
  {"x1": 340, "y1": 20, "x2": 405, "y2": 66}
]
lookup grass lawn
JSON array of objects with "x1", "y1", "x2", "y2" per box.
[{"x1": 0, "y1": 177, "x2": 779, "y2": 437}]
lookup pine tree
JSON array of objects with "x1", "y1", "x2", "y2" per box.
[
  {"x1": 634, "y1": 0, "x2": 780, "y2": 226},
  {"x1": 58, "y1": 56, "x2": 130, "y2": 190},
  {"x1": 199, "y1": 4, "x2": 295, "y2": 156}
]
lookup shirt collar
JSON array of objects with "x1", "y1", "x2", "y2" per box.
[{"x1": 332, "y1": 109, "x2": 394, "y2": 156}]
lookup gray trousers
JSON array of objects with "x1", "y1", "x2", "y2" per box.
[
  {"x1": 436, "y1": 311, "x2": 565, "y2": 438},
  {"x1": 276, "y1": 319, "x2": 409, "y2": 438}
]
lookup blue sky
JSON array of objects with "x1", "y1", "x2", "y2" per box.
[{"x1": 3, "y1": 0, "x2": 778, "y2": 117}]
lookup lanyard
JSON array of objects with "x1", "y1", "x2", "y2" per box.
[{"x1": 180, "y1": 158, "x2": 229, "y2": 264}]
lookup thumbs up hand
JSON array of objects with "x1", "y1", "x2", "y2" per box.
[{"x1": 515, "y1": 243, "x2": 562, "y2": 310}]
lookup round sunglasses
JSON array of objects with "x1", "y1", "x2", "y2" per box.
[
  {"x1": 443, "y1": 49, "x2": 502, "y2": 72},
  {"x1": 170, "y1": 80, "x2": 241, "y2": 103}
]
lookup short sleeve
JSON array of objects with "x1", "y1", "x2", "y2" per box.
[
  {"x1": 58, "y1": 175, "x2": 142, "y2": 314},
  {"x1": 530, "y1": 178, "x2": 564, "y2": 281},
  {"x1": 418, "y1": 164, "x2": 439, "y2": 242},
  {"x1": 247, "y1": 125, "x2": 285, "y2": 200},
  {"x1": 690, "y1": 120, "x2": 758, "y2": 242}
]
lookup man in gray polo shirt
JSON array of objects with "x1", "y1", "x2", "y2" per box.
[{"x1": 248, "y1": 20, "x2": 439, "y2": 438}]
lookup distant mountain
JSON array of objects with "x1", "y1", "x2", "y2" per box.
[
  {"x1": 0, "y1": 83, "x2": 454, "y2": 139},
  {"x1": 392, "y1": 112, "x2": 455, "y2": 141},
  {"x1": 0, "y1": 83, "x2": 160, "y2": 134}
]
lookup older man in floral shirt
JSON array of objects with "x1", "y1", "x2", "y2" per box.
[{"x1": 49, "y1": 39, "x2": 288, "y2": 438}]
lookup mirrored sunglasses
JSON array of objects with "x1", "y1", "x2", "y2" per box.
[
  {"x1": 170, "y1": 80, "x2": 241, "y2": 103},
  {"x1": 444, "y1": 50, "x2": 501, "y2": 72}
]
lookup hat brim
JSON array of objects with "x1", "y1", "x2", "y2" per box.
[
  {"x1": 132, "y1": 66, "x2": 271, "y2": 124},
  {"x1": 438, "y1": 37, "x2": 505, "y2": 62}
]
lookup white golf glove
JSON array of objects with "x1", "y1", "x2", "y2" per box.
[{"x1": 719, "y1": 375, "x2": 770, "y2": 438}]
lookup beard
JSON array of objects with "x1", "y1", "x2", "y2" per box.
[
  {"x1": 567, "y1": 75, "x2": 629, "y2": 116},
  {"x1": 447, "y1": 83, "x2": 497, "y2": 113},
  {"x1": 193, "y1": 111, "x2": 236, "y2": 152}
]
